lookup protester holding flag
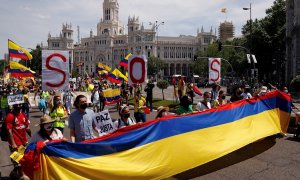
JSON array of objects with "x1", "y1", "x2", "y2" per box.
[
  {"x1": 114, "y1": 105, "x2": 136, "y2": 129},
  {"x1": 196, "y1": 92, "x2": 212, "y2": 111},
  {"x1": 176, "y1": 95, "x2": 194, "y2": 115},
  {"x1": 213, "y1": 90, "x2": 227, "y2": 108},
  {"x1": 29, "y1": 115, "x2": 64, "y2": 144},
  {"x1": 69, "y1": 95, "x2": 97, "y2": 142}
]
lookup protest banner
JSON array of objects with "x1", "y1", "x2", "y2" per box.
[
  {"x1": 7, "y1": 94, "x2": 24, "y2": 106},
  {"x1": 93, "y1": 109, "x2": 116, "y2": 136},
  {"x1": 128, "y1": 55, "x2": 147, "y2": 84},
  {"x1": 209, "y1": 58, "x2": 221, "y2": 84},
  {"x1": 42, "y1": 50, "x2": 69, "y2": 91},
  {"x1": 21, "y1": 90, "x2": 291, "y2": 180}
]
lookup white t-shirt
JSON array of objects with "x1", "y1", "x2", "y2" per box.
[
  {"x1": 114, "y1": 118, "x2": 136, "y2": 129},
  {"x1": 92, "y1": 91, "x2": 100, "y2": 104},
  {"x1": 196, "y1": 101, "x2": 211, "y2": 111},
  {"x1": 29, "y1": 128, "x2": 63, "y2": 144},
  {"x1": 241, "y1": 92, "x2": 252, "y2": 99}
]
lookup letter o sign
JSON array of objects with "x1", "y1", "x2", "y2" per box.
[{"x1": 129, "y1": 57, "x2": 146, "y2": 84}]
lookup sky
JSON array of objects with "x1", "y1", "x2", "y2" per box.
[{"x1": 0, "y1": 0, "x2": 275, "y2": 59}]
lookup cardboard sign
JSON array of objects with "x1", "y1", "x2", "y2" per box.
[
  {"x1": 93, "y1": 110, "x2": 116, "y2": 136},
  {"x1": 10, "y1": 145, "x2": 26, "y2": 163},
  {"x1": 7, "y1": 94, "x2": 24, "y2": 106},
  {"x1": 209, "y1": 58, "x2": 221, "y2": 84},
  {"x1": 128, "y1": 55, "x2": 147, "y2": 84},
  {"x1": 42, "y1": 50, "x2": 69, "y2": 91}
]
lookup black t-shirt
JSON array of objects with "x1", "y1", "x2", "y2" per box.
[{"x1": 230, "y1": 95, "x2": 243, "y2": 102}]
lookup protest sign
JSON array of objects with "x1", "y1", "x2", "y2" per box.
[
  {"x1": 209, "y1": 58, "x2": 221, "y2": 84},
  {"x1": 10, "y1": 145, "x2": 26, "y2": 163},
  {"x1": 7, "y1": 94, "x2": 24, "y2": 106},
  {"x1": 42, "y1": 50, "x2": 69, "y2": 91},
  {"x1": 93, "y1": 110, "x2": 116, "y2": 136},
  {"x1": 128, "y1": 55, "x2": 147, "y2": 84}
]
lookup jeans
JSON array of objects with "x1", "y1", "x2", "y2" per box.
[
  {"x1": 146, "y1": 96, "x2": 153, "y2": 111},
  {"x1": 134, "y1": 112, "x2": 146, "y2": 123}
]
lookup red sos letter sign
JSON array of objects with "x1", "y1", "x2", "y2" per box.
[
  {"x1": 42, "y1": 50, "x2": 69, "y2": 90},
  {"x1": 46, "y1": 53, "x2": 67, "y2": 87},
  {"x1": 210, "y1": 59, "x2": 220, "y2": 82},
  {"x1": 129, "y1": 57, "x2": 146, "y2": 84}
]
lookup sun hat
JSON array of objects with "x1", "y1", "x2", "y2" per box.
[
  {"x1": 157, "y1": 106, "x2": 169, "y2": 114},
  {"x1": 260, "y1": 86, "x2": 268, "y2": 93},
  {"x1": 39, "y1": 115, "x2": 55, "y2": 125}
]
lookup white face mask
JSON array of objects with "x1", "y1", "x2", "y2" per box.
[
  {"x1": 44, "y1": 123, "x2": 53, "y2": 131},
  {"x1": 284, "y1": 90, "x2": 288, "y2": 93}
]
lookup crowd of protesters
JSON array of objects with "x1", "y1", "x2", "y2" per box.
[{"x1": 0, "y1": 76, "x2": 300, "y2": 179}]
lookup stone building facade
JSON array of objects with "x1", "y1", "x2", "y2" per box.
[
  {"x1": 46, "y1": 0, "x2": 217, "y2": 78},
  {"x1": 286, "y1": 0, "x2": 300, "y2": 82}
]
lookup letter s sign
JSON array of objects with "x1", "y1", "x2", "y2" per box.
[
  {"x1": 209, "y1": 58, "x2": 221, "y2": 84},
  {"x1": 42, "y1": 50, "x2": 70, "y2": 91}
]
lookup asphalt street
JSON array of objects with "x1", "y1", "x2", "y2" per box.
[{"x1": 1, "y1": 86, "x2": 300, "y2": 179}]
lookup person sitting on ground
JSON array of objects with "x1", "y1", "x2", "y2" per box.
[
  {"x1": 196, "y1": 92, "x2": 212, "y2": 111},
  {"x1": 155, "y1": 106, "x2": 170, "y2": 119},
  {"x1": 230, "y1": 88, "x2": 244, "y2": 102},
  {"x1": 29, "y1": 115, "x2": 64, "y2": 144},
  {"x1": 114, "y1": 105, "x2": 136, "y2": 129},
  {"x1": 213, "y1": 90, "x2": 227, "y2": 108},
  {"x1": 176, "y1": 95, "x2": 194, "y2": 115}
]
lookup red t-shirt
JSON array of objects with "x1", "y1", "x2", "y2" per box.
[{"x1": 5, "y1": 112, "x2": 29, "y2": 146}]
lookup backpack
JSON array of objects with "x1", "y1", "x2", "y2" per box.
[
  {"x1": 38, "y1": 98, "x2": 46, "y2": 110},
  {"x1": 1, "y1": 114, "x2": 14, "y2": 141}
]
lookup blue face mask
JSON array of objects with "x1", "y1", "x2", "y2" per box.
[{"x1": 206, "y1": 98, "x2": 211, "y2": 102}]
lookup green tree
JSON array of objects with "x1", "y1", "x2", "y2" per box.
[
  {"x1": 156, "y1": 80, "x2": 169, "y2": 100},
  {"x1": 147, "y1": 56, "x2": 166, "y2": 76},
  {"x1": 193, "y1": 39, "x2": 247, "y2": 80},
  {"x1": 242, "y1": 0, "x2": 286, "y2": 84}
]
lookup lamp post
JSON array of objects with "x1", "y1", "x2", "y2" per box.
[
  {"x1": 150, "y1": 21, "x2": 164, "y2": 81},
  {"x1": 243, "y1": 2, "x2": 256, "y2": 83},
  {"x1": 149, "y1": 21, "x2": 164, "y2": 57}
]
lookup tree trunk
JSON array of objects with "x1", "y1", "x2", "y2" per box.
[{"x1": 162, "y1": 89, "x2": 165, "y2": 100}]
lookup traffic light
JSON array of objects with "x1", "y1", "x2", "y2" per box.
[{"x1": 218, "y1": 42, "x2": 223, "y2": 51}]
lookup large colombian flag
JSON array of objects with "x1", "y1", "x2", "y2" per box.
[
  {"x1": 8, "y1": 39, "x2": 32, "y2": 60},
  {"x1": 21, "y1": 90, "x2": 291, "y2": 180},
  {"x1": 9, "y1": 61, "x2": 35, "y2": 77}
]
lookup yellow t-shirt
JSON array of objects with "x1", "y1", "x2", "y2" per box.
[{"x1": 134, "y1": 96, "x2": 146, "y2": 113}]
